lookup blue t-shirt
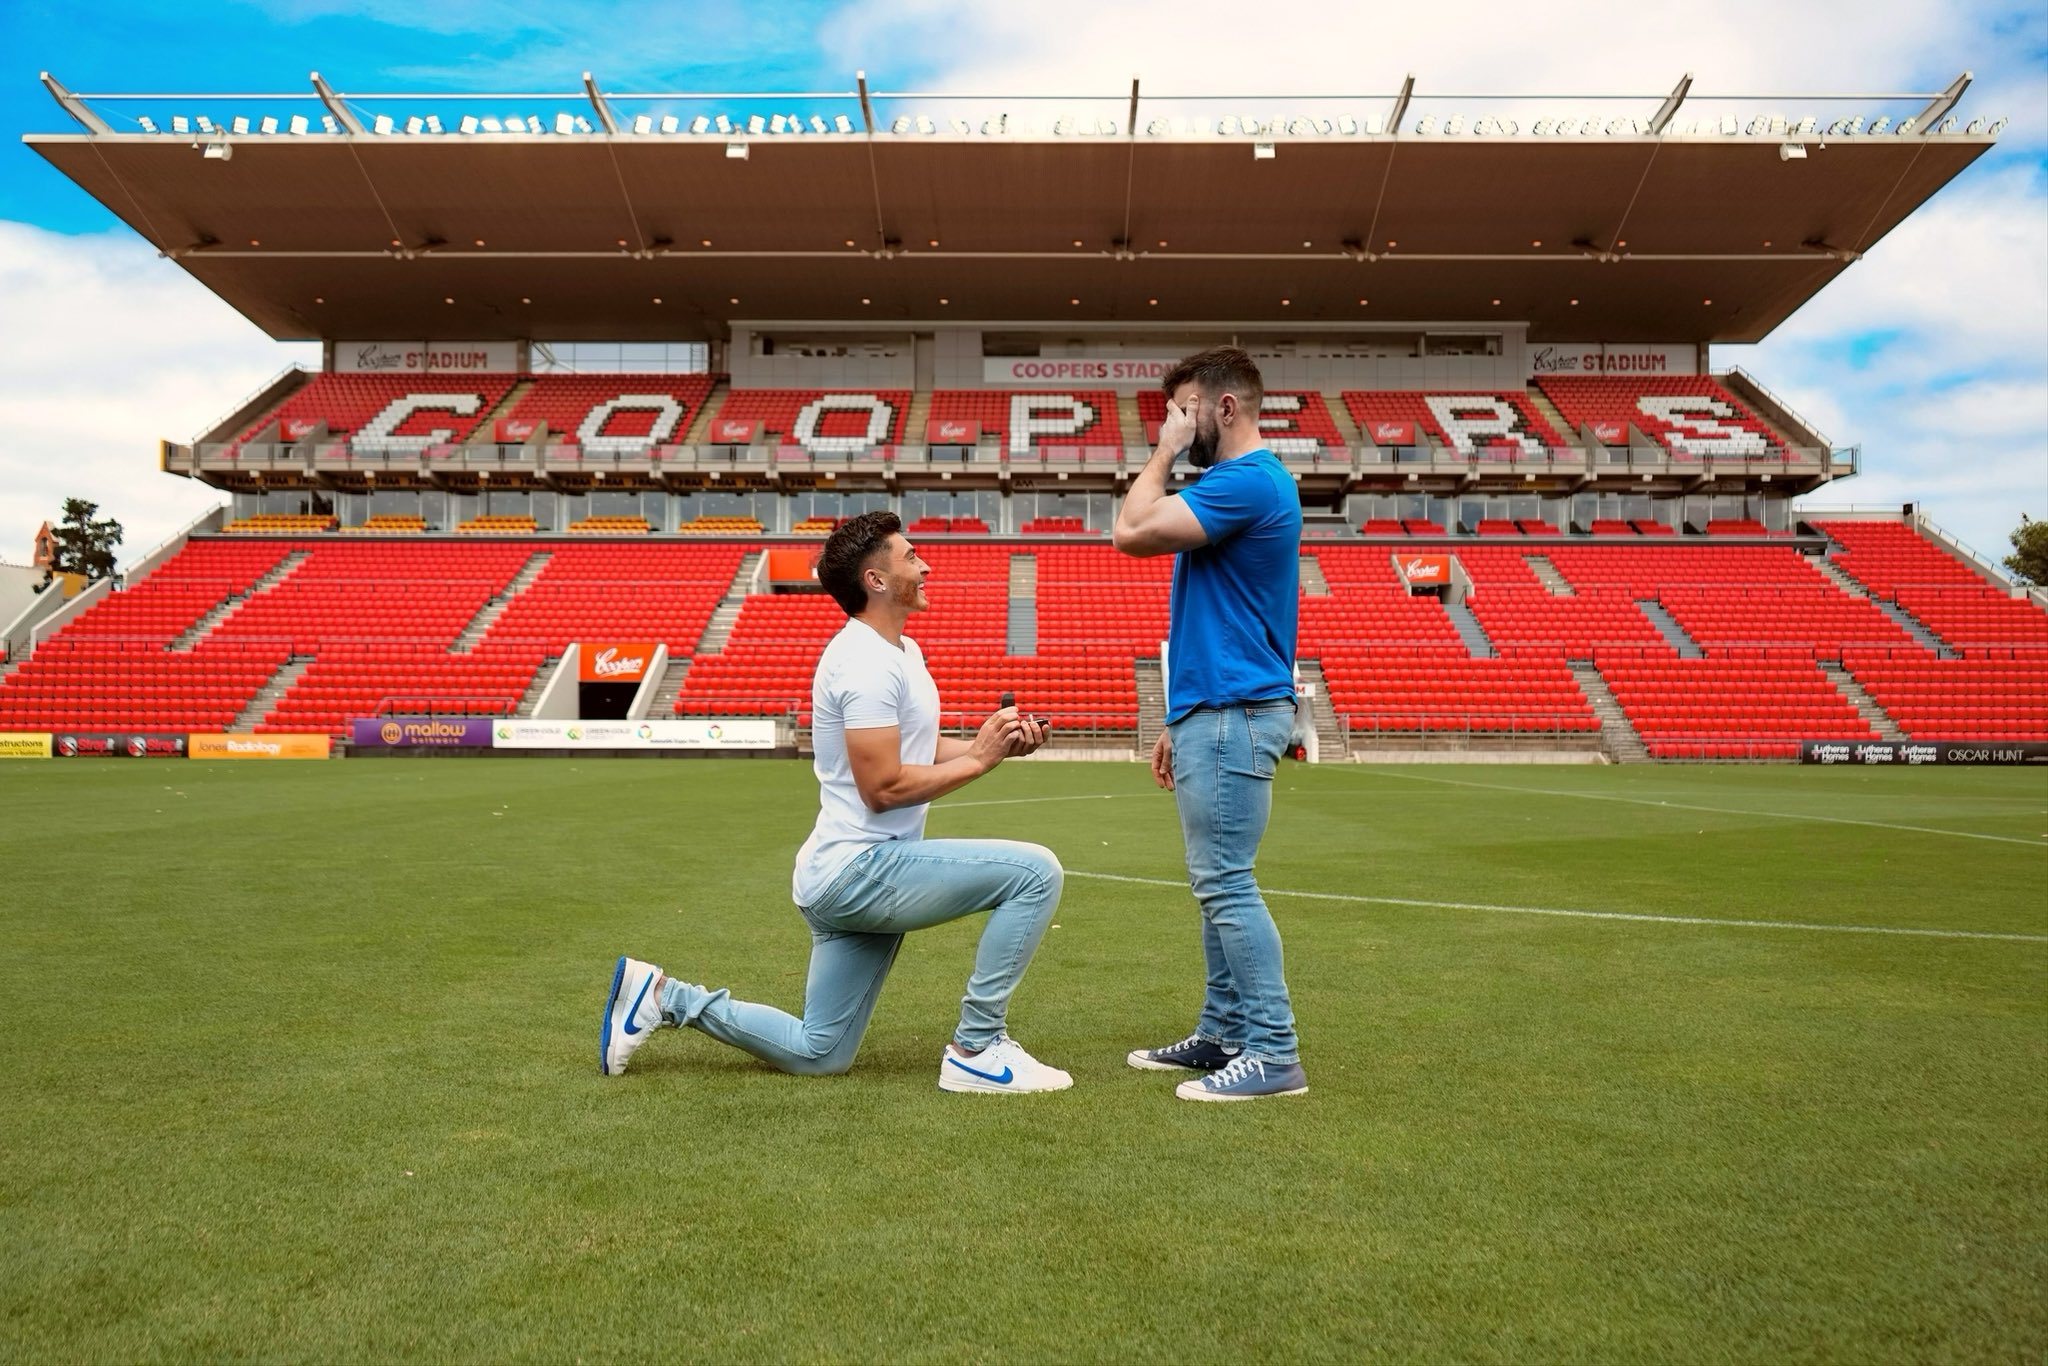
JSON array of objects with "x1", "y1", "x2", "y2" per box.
[{"x1": 1166, "y1": 448, "x2": 1301, "y2": 722}]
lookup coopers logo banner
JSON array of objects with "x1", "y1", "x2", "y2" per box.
[
  {"x1": 579, "y1": 642, "x2": 657, "y2": 683},
  {"x1": 1802, "y1": 740, "x2": 2048, "y2": 765},
  {"x1": 0, "y1": 732, "x2": 52, "y2": 759},
  {"x1": 351, "y1": 716, "x2": 496, "y2": 748},
  {"x1": 189, "y1": 733, "x2": 331, "y2": 760},
  {"x1": 1399, "y1": 554, "x2": 1452, "y2": 586},
  {"x1": 1528, "y1": 343, "x2": 1698, "y2": 378}
]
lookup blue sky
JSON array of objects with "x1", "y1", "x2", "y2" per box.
[{"x1": 1, "y1": 0, "x2": 2042, "y2": 563}]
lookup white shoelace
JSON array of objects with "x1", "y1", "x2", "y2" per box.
[{"x1": 1209, "y1": 1054, "x2": 1264, "y2": 1088}]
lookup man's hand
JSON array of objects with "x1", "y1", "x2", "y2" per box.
[
  {"x1": 969, "y1": 706, "x2": 1025, "y2": 772},
  {"x1": 1158, "y1": 393, "x2": 1198, "y2": 457},
  {"x1": 1150, "y1": 728, "x2": 1174, "y2": 790},
  {"x1": 1005, "y1": 716, "x2": 1048, "y2": 757}
]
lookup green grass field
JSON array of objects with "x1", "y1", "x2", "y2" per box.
[{"x1": 3, "y1": 758, "x2": 2044, "y2": 1363}]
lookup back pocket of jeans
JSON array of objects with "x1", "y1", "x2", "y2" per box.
[{"x1": 1245, "y1": 704, "x2": 1293, "y2": 778}]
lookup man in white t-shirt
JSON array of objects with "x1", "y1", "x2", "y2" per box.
[{"x1": 600, "y1": 511, "x2": 1072, "y2": 1093}]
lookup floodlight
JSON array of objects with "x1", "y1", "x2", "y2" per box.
[
  {"x1": 1938, "y1": 116, "x2": 1958, "y2": 133},
  {"x1": 1360, "y1": 116, "x2": 1380, "y2": 135},
  {"x1": 1868, "y1": 116, "x2": 1891, "y2": 134},
  {"x1": 1965, "y1": 117, "x2": 1985, "y2": 134},
  {"x1": 981, "y1": 117, "x2": 999, "y2": 135},
  {"x1": 1793, "y1": 116, "x2": 1816, "y2": 135},
  {"x1": 1148, "y1": 118, "x2": 1168, "y2": 135},
  {"x1": 197, "y1": 116, "x2": 215, "y2": 134},
  {"x1": 426, "y1": 115, "x2": 443, "y2": 133},
  {"x1": 834, "y1": 114, "x2": 853, "y2": 134},
  {"x1": 817, "y1": 116, "x2": 834, "y2": 133},
  {"x1": 460, "y1": 115, "x2": 480, "y2": 134},
  {"x1": 1445, "y1": 115, "x2": 1463, "y2": 135},
  {"x1": 1253, "y1": 141, "x2": 1275, "y2": 159},
  {"x1": 633, "y1": 114, "x2": 653, "y2": 134},
  {"x1": 1556, "y1": 118, "x2": 1576, "y2": 135},
  {"x1": 949, "y1": 117, "x2": 969, "y2": 134},
  {"x1": 138, "y1": 116, "x2": 159, "y2": 133},
  {"x1": 575, "y1": 115, "x2": 593, "y2": 133},
  {"x1": 770, "y1": 114, "x2": 788, "y2": 133},
  {"x1": 689, "y1": 115, "x2": 709, "y2": 134},
  {"x1": 746, "y1": 114, "x2": 764, "y2": 134},
  {"x1": 1895, "y1": 117, "x2": 1918, "y2": 134},
  {"x1": 290, "y1": 114, "x2": 309, "y2": 135},
  {"x1": 1241, "y1": 112, "x2": 1260, "y2": 133},
  {"x1": 555, "y1": 112, "x2": 576, "y2": 135},
  {"x1": 1316, "y1": 118, "x2": 1333, "y2": 135},
  {"x1": 916, "y1": 115, "x2": 935, "y2": 134},
  {"x1": 322, "y1": 115, "x2": 340, "y2": 133},
  {"x1": 231, "y1": 116, "x2": 250, "y2": 134},
  {"x1": 714, "y1": 114, "x2": 732, "y2": 133},
  {"x1": 1285, "y1": 118, "x2": 1307, "y2": 135},
  {"x1": 1845, "y1": 116, "x2": 1866, "y2": 134},
  {"x1": 1218, "y1": 116, "x2": 1239, "y2": 135},
  {"x1": 1413, "y1": 115, "x2": 1436, "y2": 134},
  {"x1": 202, "y1": 140, "x2": 231, "y2": 161},
  {"x1": 892, "y1": 116, "x2": 911, "y2": 133},
  {"x1": 1769, "y1": 115, "x2": 1787, "y2": 135},
  {"x1": 1989, "y1": 117, "x2": 2008, "y2": 134},
  {"x1": 172, "y1": 116, "x2": 190, "y2": 134},
  {"x1": 1779, "y1": 142, "x2": 1808, "y2": 160},
  {"x1": 1338, "y1": 115, "x2": 1357, "y2": 135},
  {"x1": 1533, "y1": 118, "x2": 1554, "y2": 135},
  {"x1": 481, "y1": 117, "x2": 503, "y2": 133},
  {"x1": 370, "y1": 114, "x2": 392, "y2": 135},
  {"x1": 660, "y1": 115, "x2": 678, "y2": 133},
  {"x1": 1053, "y1": 117, "x2": 1072, "y2": 135},
  {"x1": 725, "y1": 140, "x2": 749, "y2": 159}
]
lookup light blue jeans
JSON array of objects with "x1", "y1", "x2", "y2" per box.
[
  {"x1": 1170, "y1": 701, "x2": 1301, "y2": 1065},
  {"x1": 657, "y1": 837, "x2": 1063, "y2": 1074}
]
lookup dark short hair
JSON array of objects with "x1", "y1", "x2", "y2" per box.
[
  {"x1": 1162, "y1": 345, "x2": 1265, "y2": 416},
  {"x1": 816, "y1": 510, "x2": 903, "y2": 615}
]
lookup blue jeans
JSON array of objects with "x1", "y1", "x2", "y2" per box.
[
  {"x1": 1169, "y1": 701, "x2": 1301, "y2": 1065},
  {"x1": 657, "y1": 838, "x2": 1063, "y2": 1074}
]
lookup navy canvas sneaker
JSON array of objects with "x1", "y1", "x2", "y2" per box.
[
  {"x1": 1175, "y1": 1053, "x2": 1308, "y2": 1102},
  {"x1": 1126, "y1": 1033, "x2": 1242, "y2": 1072}
]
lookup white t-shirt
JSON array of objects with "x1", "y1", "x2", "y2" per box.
[{"x1": 791, "y1": 616, "x2": 942, "y2": 906}]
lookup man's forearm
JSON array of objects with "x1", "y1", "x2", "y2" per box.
[
  {"x1": 866, "y1": 753, "x2": 988, "y2": 812},
  {"x1": 1117, "y1": 441, "x2": 1176, "y2": 535}
]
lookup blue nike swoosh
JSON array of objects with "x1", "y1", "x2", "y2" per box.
[
  {"x1": 946, "y1": 1055, "x2": 1014, "y2": 1084},
  {"x1": 620, "y1": 974, "x2": 655, "y2": 1035}
]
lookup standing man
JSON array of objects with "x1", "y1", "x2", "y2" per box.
[
  {"x1": 1114, "y1": 347, "x2": 1307, "y2": 1102},
  {"x1": 601, "y1": 511, "x2": 1073, "y2": 1094}
]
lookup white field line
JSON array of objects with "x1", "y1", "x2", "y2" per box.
[
  {"x1": 1353, "y1": 770, "x2": 2048, "y2": 848},
  {"x1": 940, "y1": 793, "x2": 1149, "y2": 809},
  {"x1": 1067, "y1": 871, "x2": 2048, "y2": 944}
]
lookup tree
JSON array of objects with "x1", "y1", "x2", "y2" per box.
[
  {"x1": 49, "y1": 498, "x2": 123, "y2": 582},
  {"x1": 2007, "y1": 514, "x2": 2048, "y2": 587}
]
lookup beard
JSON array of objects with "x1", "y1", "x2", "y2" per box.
[{"x1": 1187, "y1": 415, "x2": 1222, "y2": 469}]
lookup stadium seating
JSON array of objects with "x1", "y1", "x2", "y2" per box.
[
  {"x1": 482, "y1": 543, "x2": 742, "y2": 654},
  {"x1": 1814, "y1": 519, "x2": 2048, "y2": 652},
  {"x1": 1341, "y1": 391, "x2": 1565, "y2": 457},
  {"x1": 248, "y1": 373, "x2": 515, "y2": 452},
  {"x1": 1589, "y1": 519, "x2": 1637, "y2": 535},
  {"x1": 1535, "y1": 377, "x2": 1785, "y2": 459},
  {"x1": 1597, "y1": 658, "x2": 1876, "y2": 759},
  {"x1": 456, "y1": 515, "x2": 538, "y2": 534},
  {"x1": 1839, "y1": 651, "x2": 2048, "y2": 741},
  {"x1": 225, "y1": 514, "x2": 336, "y2": 534},
  {"x1": 792, "y1": 516, "x2": 840, "y2": 535},
  {"x1": 567, "y1": 516, "x2": 651, "y2": 535},
  {"x1": 258, "y1": 645, "x2": 545, "y2": 735},
  {"x1": 907, "y1": 517, "x2": 992, "y2": 535},
  {"x1": 1135, "y1": 390, "x2": 1345, "y2": 454},
  {"x1": 712, "y1": 390, "x2": 911, "y2": 453},
  {"x1": 1317, "y1": 651, "x2": 1598, "y2": 735},
  {"x1": 342, "y1": 515, "x2": 428, "y2": 534},
  {"x1": 498, "y1": 374, "x2": 716, "y2": 447},
  {"x1": 1019, "y1": 517, "x2": 1096, "y2": 535},
  {"x1": 677, "y1": 516, "x2": 764, "y2": 534},
  {"x1": 932, "y1": 391, "x2": 1121, "y2": 455}
]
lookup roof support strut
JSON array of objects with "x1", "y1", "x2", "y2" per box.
[
  {"x1": 583, "y1": 72, "x2": 619, "y2": 135},
  {"x1": 310, "y1": 72, "x2": 364, "y2": 136},
  {"x1": 40, "y1": 72, "x2": 111, "y2": 134},
  {"x1": 1648, "y1": 73, "x2": 1692, "y2": 135},
  {"x1": 1911, "y1": 71, "x2": 1971, "y2": 134}
]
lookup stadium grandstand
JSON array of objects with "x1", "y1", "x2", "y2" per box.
[{"x1": 5, "y1": 71, "x2": 2042, "y2": 761}]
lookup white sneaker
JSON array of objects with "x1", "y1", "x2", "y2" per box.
[
  {"x1": 937, "y1": 1034, "x2": 1073, "y2": 1094},
  {"x1": 600, "y1": 956, "x2": 665, "y2": 1076}
]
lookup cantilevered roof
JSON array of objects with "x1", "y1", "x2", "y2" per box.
[{"x1": 25, "y1": 77, "x2": 1996, "y2": 344}]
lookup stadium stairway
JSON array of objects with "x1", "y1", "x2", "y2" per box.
[
  {"x1": 1811, "y1": 555, "x2": 1869, "y2": 599},
  {"x1": 1443, "y1": 600, "x2": 1497, "y2": 658},
  {"x1": 681, "y1": 379, "x2": 731, "y2": 445},
  {"x1": 1007, "y1": 553, "x2": 1037, "y2": 655},
  {"x1": 1116, "y1": 392, "x2": 1144, "y2": 448},
  {"x1": 1526, "y1": 555, "x2": 1574, "y2": 596},
  {"x1": 232, "y1": 656, "x2": 315, "y2": 730},
  {"x1": 1135, "y1": 657, "x2": 1166, "y2": 753},
  {"x1": 1637, "y1": 600, "x2": 1704, "y2": 657},
  {"x1": 1820, "y1": 662, "x2": 1907, "y2": 741},
  {"x1": 1869, "y1": 598, "x2": 1958, "y2": 658},
  {"x1": 453, "y1": 551, "x2": 552, "y2": 653},
  {"x1": 902, "y1": 391, "x2": 934, "y2": 447},
  {"x1": 171, "y1": 551, "x2": 308, "y2": 651},
  {"x1": 472, "y1": 379, "x2": 534, "y2": 447},
  {"x1": 512, "y1": 662, "x2": 556, "y2": 718},
  {"x1": 694, "y1": 550, "x2": 764, "y2": 655},
  {"x1": 646, "y1": 656, "x2": 692, "y2": 716},
  {"x1": 1297, "y1": 660, "x2": 1347, "y2": 759},
  {"x1": 1570, "y1": 662, "x2": 1649, "y2": 763},
  {"x1": 1526, "y1": 388, "x2": 1579, "y2": 450},
  {"x1": 1300, "y1": 554, "x2": 1332, "y2": 597}
]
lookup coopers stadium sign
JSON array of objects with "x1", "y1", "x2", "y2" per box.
[
  {"x1": 1527, "y1": 344, "x2": 1697, "y2": 378},
  {"x1": 1801, "y1": 740, "x2": 2048, "y2": 765},
  {"x1": 983, "y1": 357, "x2": 1182, "y2": 385},
  {"x1": 335, "y1": 341, "x2": 519, "y2": 374}
]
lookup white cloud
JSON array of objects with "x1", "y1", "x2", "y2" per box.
[{"x1": 0, "y1": 222, "x2": 315, "y2": 566}]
